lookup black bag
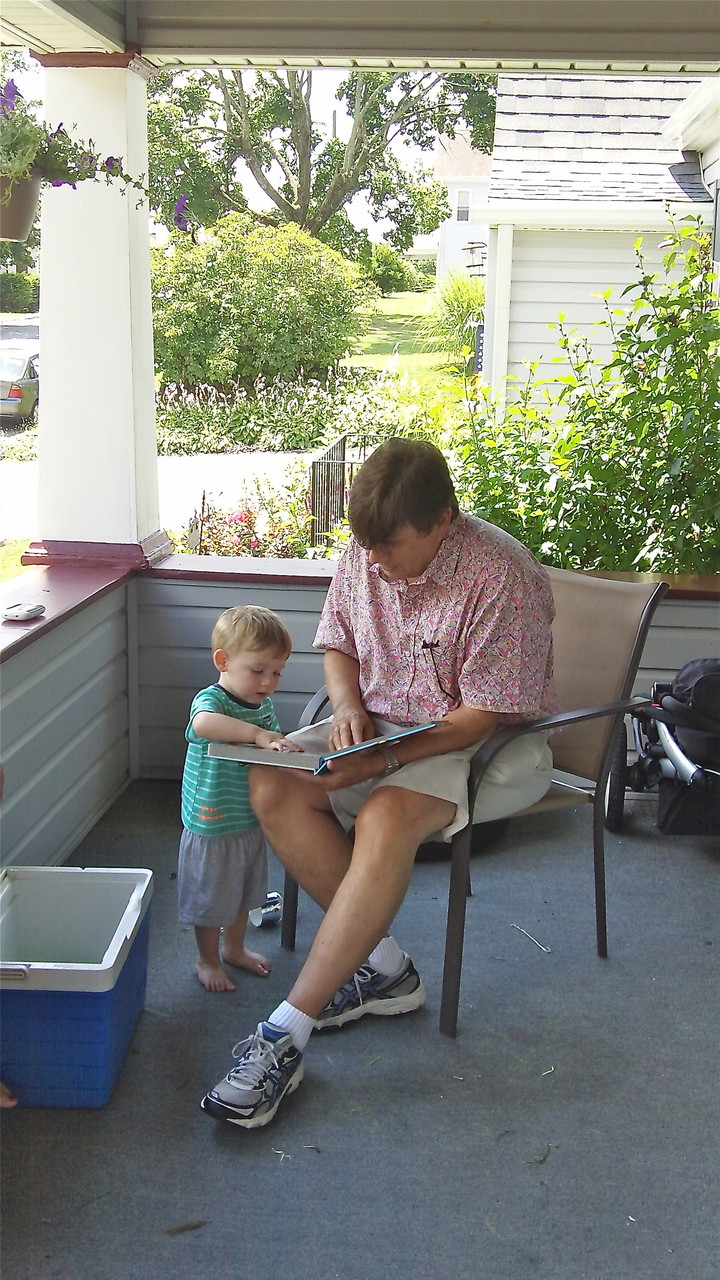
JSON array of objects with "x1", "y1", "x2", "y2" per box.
[
  {"x1": 669, "y1": 658, "x2": 720, "y2": 770},
  {"x1": 657, "y1": 776, "x2": 720, "y2": 835},
  {"x1": 656, "y1": 658, "x2": 720, "y2": 835}
]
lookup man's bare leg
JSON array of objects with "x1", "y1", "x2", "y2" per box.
[
  {"x1": 249, "y1": 766, "x2": 355, "y2": 910},
  {"x1": 250, "y1": 767, "x2": 455, "y2": 1019}
]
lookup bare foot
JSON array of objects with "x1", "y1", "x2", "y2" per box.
[
  {"x1": 1, "y1": 1082, "x2": 18, "y2": 1109},
  {"x1": 195, "y1": 960, "x2": 236, "y2": 992},
  {"x1": 221, "y1": 946, "x2": 272, "y2": 977}
]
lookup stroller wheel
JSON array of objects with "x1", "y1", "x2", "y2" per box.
[{"x1": 605, "y1": 724, "x2": 628, "y2": 832}]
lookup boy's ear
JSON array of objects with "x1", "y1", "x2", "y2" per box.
[{"x1": 212, "y1": 647, "x2": 228, "y2": 673}]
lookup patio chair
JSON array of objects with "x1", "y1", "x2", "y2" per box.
[{"x1": 280, "y1": 568, "x2": 668, "y2": 1037}]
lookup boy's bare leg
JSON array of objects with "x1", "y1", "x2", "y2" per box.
[
  {"x1": 221, "y1": 909, "x2": 271, "y2": 977},
  {"x1": 194, "y1": 925, "x2": 236, "y2": 992},
  {"x1": 250, "y1": 768, "x2": 455, "y2": 1019}
]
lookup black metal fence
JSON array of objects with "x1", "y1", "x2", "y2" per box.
[{"x1": 309, "y1": 435, "x2": 358, "y2": 546}]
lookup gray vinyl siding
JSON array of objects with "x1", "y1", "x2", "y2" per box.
[
  {"x1": 506, "y1": 229, "x2": 666, "y2": 389},
  {"x1": 133, "y1": 575, "x2": 718, "y2": 779},
  {"x1": 635, "y1": 597, "x2": 720, "y2": 692},
  {"x1": 134, "y1": 576, "x2": 330, "y2": 779},
  {"x1": 0, "y1": 570, "x2": 715, "y2": 869},
  {"x1": 0, "y1": 586, "x2": 130, "y2": 869}
]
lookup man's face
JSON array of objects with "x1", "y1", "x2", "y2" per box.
[{"x1": 366, "y1": 511, "x2": 452, "y2": 582}]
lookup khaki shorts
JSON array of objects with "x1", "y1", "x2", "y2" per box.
[{"x1": 288, "y1": 716, "x2": 552, "y2": 842}]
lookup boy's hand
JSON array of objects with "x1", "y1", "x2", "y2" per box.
[{"x1": 257, "y1": 730, "x2": 303, "y2": 753}]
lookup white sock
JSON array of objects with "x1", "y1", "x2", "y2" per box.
[
  {"x1": 367, "y1": 935, "x2": 406, "y2": 977},
  {"x1": 266, "y1": 1001, "x2": 315, "y2": 1051}
]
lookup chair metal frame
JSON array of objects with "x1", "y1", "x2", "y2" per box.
[{"x1": 280, "y1": 573, "x2": 669, "y2": 1038}]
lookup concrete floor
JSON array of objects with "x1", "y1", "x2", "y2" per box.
[{"x1": 1, "y1": 780, "x2": 719, "y2": 1280}]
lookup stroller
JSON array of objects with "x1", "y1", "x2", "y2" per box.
[{"x1": 605, "y1": 658, "x2": 720, "y2": 836}]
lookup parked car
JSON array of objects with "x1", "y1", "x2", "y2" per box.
[{"x1": 0, "y1": 344, "x2": 39, "y2": 425}]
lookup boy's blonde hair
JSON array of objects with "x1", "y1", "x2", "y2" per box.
[{"x1": 211, "y1": 605, "x2": 292, "y2": 658}]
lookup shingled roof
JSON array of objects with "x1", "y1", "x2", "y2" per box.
[{"x1": 488, "y1": 75, "x2": 711, "y2": 203}]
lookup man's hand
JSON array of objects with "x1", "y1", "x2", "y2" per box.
[
  {"x1": 318, "y1": 746, "x2": 386, "y2": 791},
  {"x1": 324, "y1": 649, "x2": 375, "y2": 750},
  {"x1": 327, "y1": 707, "x2": 375, "y2": 752}
]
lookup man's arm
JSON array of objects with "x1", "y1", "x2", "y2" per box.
[
  {"x1": 323, "y1": 649, "x2": 376, "y2": 750},
  {"x1": 319, "y1": 665, "x2": 502, "y2": 789}
]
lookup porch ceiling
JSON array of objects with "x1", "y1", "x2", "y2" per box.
[{"x1": 0, "y1": 1, "x2": 719, "y2": 74}]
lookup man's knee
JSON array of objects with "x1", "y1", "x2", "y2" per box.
[
  {"x1": 354, "y1": 785, "x2": 447, "y2": 844},
  {"x1": 248, "y1": 764, "x2": 287, "y2": 817}
]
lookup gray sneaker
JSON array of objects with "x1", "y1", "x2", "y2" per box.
[
  {"x1": 315, "y1": 955, "x2": 426, "y2": 1030},
  {"x1": 200, "y1": 1022, "x2": 304, "y2": 1128}
]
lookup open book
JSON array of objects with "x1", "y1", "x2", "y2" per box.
[{"x1": 207, "y1": 721, "x2": 437, "y2": 776}]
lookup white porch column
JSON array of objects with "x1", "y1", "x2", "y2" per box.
[{"x1": 31, "y1": 60, "x2": 167, "y2": 565}]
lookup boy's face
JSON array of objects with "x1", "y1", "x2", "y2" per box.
[{"x1": 213, "y1": 645, "x2": 288, "y2": 704}]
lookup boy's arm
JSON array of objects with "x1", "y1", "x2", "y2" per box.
[{"x1": 191, "y1": 711, "x2": 300, "y2": 752}]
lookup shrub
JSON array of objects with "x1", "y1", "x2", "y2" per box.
[
  {"x1": 419, "y1": 271, "x2": 485, "y2": 362},
  {"x1": 180, "y1": 465, "x2": 315, "y2": 559},
  {"x1": 0, "y1": 424, "x2": 36, "y2": 460},
  {"x1": 0, "y1": 271, "x2": 38, "y2": 312},
  {"x1": 151, "y1": 213, "x2": 371, "y2": 388},
  {"x1": 453, "y1": 216, "x2": 720, "y2": 574},
  {"x1": 366, "y1": 243, "x2": 418, "y2": 295},
  {"x1": 156, "y1": 366, "x2": 449, "y2": 457},
  {"x1": 412, "y1": 258, "x2": 437, "y2": 289}
]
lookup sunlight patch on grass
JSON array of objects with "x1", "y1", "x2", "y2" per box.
[
  {"x1": 0, "y1": 540, "x2": 31, "y2": 583},
  {"x1": 349, "y1": 292, "x2": 461, "y2": 399}
]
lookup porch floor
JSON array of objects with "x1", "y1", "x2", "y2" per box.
[{"x1": 2, "y1": 780, "x2": 718, "y2": 1280}]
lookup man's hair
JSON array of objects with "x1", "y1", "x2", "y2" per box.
[
  {"x1": 211, "y1": 605, "x2": 292, "y2": 657},
  {"x1": 348, "y1": 438, "x2": 459, "y2": 547}
]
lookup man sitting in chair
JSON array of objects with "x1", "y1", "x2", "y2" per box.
[{"x1": 201, "y1": 438, "x2": 558, "y2": 1129}]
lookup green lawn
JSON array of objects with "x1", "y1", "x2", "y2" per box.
[
  {"x1": 349, "y1": 292, "x2": 460, "y2": 398},
  {"x1": 0, "y1": 539, "x2": 31, "y2": 583}
]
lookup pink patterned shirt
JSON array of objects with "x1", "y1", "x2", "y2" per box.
[{"x1": 314, "y1": 514, "x2": 557, "y2": 726}]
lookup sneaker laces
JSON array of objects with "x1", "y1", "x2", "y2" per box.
[
  {"x1": 335, "y1": 963, "x2": 377, "y2": 1007},
  {"x1": 226, "y1": 1028, "x2": 284, "y2": 1087}
]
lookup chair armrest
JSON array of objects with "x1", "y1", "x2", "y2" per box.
[
  {"x1": 298, "y1": 685, "x2": 331, "y2": 729},
  {"x1": 467, "y1": 695, "x2": 652, "y2": 804}
]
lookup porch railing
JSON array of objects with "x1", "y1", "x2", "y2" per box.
[{"x1": 309, "y1": 435, "x2": 358, "y2": 546}]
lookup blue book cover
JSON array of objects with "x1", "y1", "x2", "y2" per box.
[{"x1": 208, "y1": 721, "x2": 437, "y2": 775}]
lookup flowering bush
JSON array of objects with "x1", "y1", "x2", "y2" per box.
[
  {"x1": 0, "y1": 78, "x2": 145, "y2": 200},
  {"x1": 156, "y1": 366, "x2": 449, "y2": 456},
  {"x1": 182, "y1": 467, "x2": 315, "y2": 559}
]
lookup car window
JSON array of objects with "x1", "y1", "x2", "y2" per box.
[
  {"x1": 27, "y1": 360, "x2": 38, "y2": 378},
  {"x1": 0, "y1": 355, "x2": 26, "y2": 379}
]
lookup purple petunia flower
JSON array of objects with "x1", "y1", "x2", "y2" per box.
[
  {"x1": 173, "y1": 194, "x2": 190, "y2": 232},
  {"x1": 0, "y1": 79, "x2": 19, "y2": 118},
  {"x1": 75, "y1": 151, "x2": 97, "y2": 177}
]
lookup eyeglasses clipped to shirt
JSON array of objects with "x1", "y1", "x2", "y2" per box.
[{"x1": 421, "y1": 639, "x2": 453, "y2": 701}]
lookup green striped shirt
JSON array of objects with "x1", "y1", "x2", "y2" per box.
[{"x1": 181, "y1": 684, "x2": 281, "y2": 836}]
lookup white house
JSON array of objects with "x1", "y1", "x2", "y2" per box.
[
  {"x1": 432, "y1": 132, "x2": 493, "y2": 282},
  {"x1": 474, "y1": 75, "x2": 715, "y2": 399}
]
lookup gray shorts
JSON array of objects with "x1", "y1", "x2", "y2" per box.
[
  {"x1": 177, "y1": 825, "x2": 268, "y2": 927},
  {"x1": 288, "y1": 716, "x2": 552, "y2": 842}
]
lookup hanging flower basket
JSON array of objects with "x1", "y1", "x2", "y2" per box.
[
  {"x1": 0, "y1": 78, "x2": 147, "y2": 243},
  {"x1": 0, "y1": 168, "x2": 41, "y2": 241}
]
